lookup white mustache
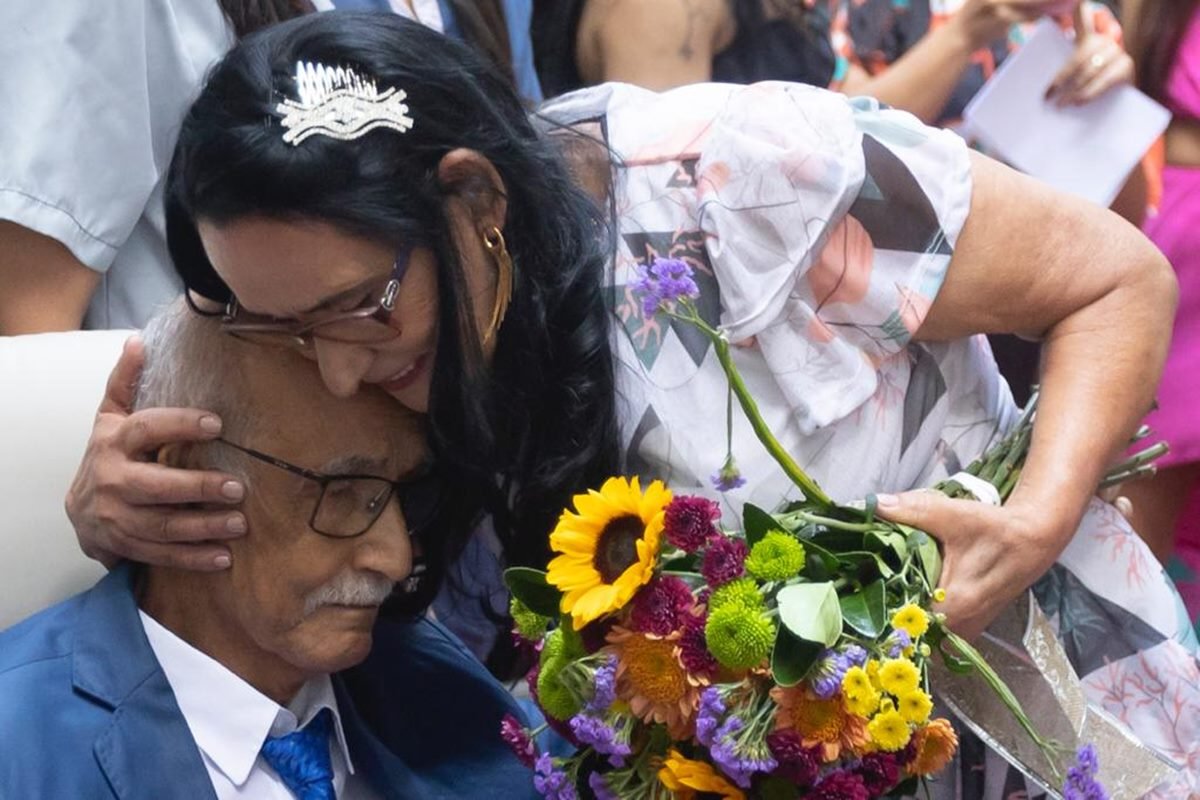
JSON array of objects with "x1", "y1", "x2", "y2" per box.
[{"x1": 303, "y1": 571, "x2": 395, "y2": 616}]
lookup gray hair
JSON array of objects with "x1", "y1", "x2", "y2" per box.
[{"x1": 133, "y1": 299, "x2": 251, "y2": 477}]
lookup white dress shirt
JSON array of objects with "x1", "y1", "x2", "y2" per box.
[{"x1": 139, "y1": 611, "x2": 381, "y2": 799}]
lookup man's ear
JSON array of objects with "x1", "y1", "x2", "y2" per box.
[
  {"x1": 156, "y1": 442, "x2": 190, "y2": 468},
  {"x1": 436, "y1": 148, "x2": 508, "y2": 231}
]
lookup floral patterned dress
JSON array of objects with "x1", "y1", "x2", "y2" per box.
[{"x1": 541, "y1": 81, "x2": 1200, "y2": 798}]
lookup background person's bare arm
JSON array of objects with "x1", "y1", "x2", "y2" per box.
[{"x1": 0, "y1": 221, "x2": 100, "y2": 334}]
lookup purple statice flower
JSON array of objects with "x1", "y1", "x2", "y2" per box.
[
  {"x1": 711, "y1": 459, "x2": 748, "y2": 493},
  {"x1": 767, "y1": 730, "x2": 821, "y2": 787},
  {"x1": 500, "y1": 713, "x2": 537, "y2": 768},
  {"x1": 810, "y1": 769, "x2": 870, "y2": 800},
  {"x1": 709, "y1": 715, "x2": 779, "y2": 789},
  {"x1": 632, "y1": 257, "x2": 700, "y2": 316},
  {"x1": 843, "y1": 644, "x2": 868, "y2": 667},
  {"x1": 588, "y1": 772, "x2": 619, "y2": 800},
  {"x1": 810, "y1": 649, "x2": 853, "y2": 699},
  {"x1": 588, "y1": 655, "x2": 618, "y2": 712},
  {"x1": 568, "y1": 714, "x2": 631, "y2": 768},
  {"x1": 701, "y1": 536, "x2": 749, "y2": 587},
  {"x1": 1064, "y1": 745, "x2": 1108, "y2": 800},
  {"x1": 885, "y1": 628, "x2": 913, "y2": 658},
  {"x1": 663, "y1": 495, "x2": 721, "y2": 552},
  {"x1": 696, "y1": 687, "x2": 728, "y2": 747},
  {"x1": 630, "y1": 576, "x2": 694, "y2": 635},
  {"x1": 533, "y1": 753, "x2": 577, "y2": 800}
]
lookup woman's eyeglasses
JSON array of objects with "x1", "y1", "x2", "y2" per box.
[
  {"x1": 213, "y1": 437, "x2": 441, "y2": 539},
  {"x1": 218, "y1": 242, "x2": 414, "y2": 352}
]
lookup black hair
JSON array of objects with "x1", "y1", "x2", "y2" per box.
[
  {"x1": 166, "y1": 11, "x2": 621, "y2": 625},
  {"x1": 218, "y1": 0, "x2": 314, "y2": 39},
  {"x1": 1131, "y1": 0, "x2": 1200, "y2": 104}
]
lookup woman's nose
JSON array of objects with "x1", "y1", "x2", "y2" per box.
[{"x1": 313, "y1": 338, "x2": 374, "y2": 398}]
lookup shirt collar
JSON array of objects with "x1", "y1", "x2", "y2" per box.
[{"x1": 138, "y1": 610, "x2": 356, "y2": 786}]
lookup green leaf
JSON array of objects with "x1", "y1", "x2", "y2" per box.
[
  {"x1": 503, "y1": 567, "x2": 561, "y2": 617},
  {"x1": 840, "y1": 579, "x2": 887, "y2": 638},
  {"x1": 777, "y1": 582, "x2": 843, "y2": 646},
  {"x1": 866, "y1": 529, "x2": 909, "y2": 559},
  {"x1": 834, "y1": 550, "x2": 894, "y2": 581},
  {"x1": 771, "y1": 626, "x2": 824, "y2": 687},
  {"x1": 906, "y1": 528, "x2": 943, "y2": 587},
  {"x1": 743, "y1": 503, "x2": 779, "y2": 548},
  {"x1": 809, "y1": 528, "x2": 868, "y2": 553}
]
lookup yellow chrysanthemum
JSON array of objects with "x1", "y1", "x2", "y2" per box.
[
  {"x1": 546, "y1": 476, "x2": 671, "y2": 629},
  {"x1": 844, "y1": 687, "x2": 881, "y2": 718},
  {"x1": 867, "y1": 707, "x2": 912, "y2": 752},
  {"x1": 878, "y1": 658, "x2": 920, "y2": 697},
  {"x1": 932, "y1": 588, "x2": 947, "y2": 603},
  {"x1": 658, "y1": 749, "x2": 746, "y2": 800},
  {"x1": 898, "y1": 689, "x2": 933, "y2": 724},
  {"x1": 908, "y1": 718, "x2": 959, "y2": 776},
  {"x1": 842, "y1": 667, "x2": 880, "y2": 717},
  {"x1": 866, "y1": 659, "x2": 883, "y2": 690},
  {"x1": 891, "y1": 603, "x2": 930, "y2": 639}
]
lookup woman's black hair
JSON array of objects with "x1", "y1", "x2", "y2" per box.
[
  {"x1": 1130, "y1": 0, "x2": 1200, "y2": 104},
  {"x1": 218, "y1": 0, "x2": 314, "y2": 39},
  {"x1": 166, "y1": 11, "x2": 621, "y2": 628}
]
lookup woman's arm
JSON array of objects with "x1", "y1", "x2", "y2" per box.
[
  {"x1": 839, "y1": 0, "x2": 1064, "y2": 123},
  {"x1": 0, "y1": 222, "x2": 100, "y2": 334},
  {"x1": 878, "y1": 152, "x2": 1176, "y2": 638}
]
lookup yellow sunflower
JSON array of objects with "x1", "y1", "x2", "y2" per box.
[
  {"x1": 547, "y1": 476, "x2": 671, "y2": 629},
  {"x1": 657, "y1": 750, "x2": 746, "y2": 800}
]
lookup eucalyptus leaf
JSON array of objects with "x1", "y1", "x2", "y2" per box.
[
  {"x1": 907, "y1": 528, "x2": 943, "y2": 587},
  {"x1": 810, "y1": 528, "x2": 867, "y2": 554},
  {"x1": 503, "y1": 567, "x2": 562, "y2": 617},
  {"x1": 866, "y1": 529, "x2": 909, "y2": 558},
  {"x1": 834, "y1": 550, "x2": 895, "y2": 581},
  {"x1": 771, "y1": 626, "x2": 824, "y2": 687},
  {"x1": 777, "y1": 582, "x2": 843, "y2": 646},
  {"x1": 840, "y1": 579, "x2": 887, "y2": 638},
  {"x1": 743, "y1": 503, "x2": 780, "y2": 548}
]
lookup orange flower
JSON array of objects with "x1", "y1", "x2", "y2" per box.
[
  {"x1": 607, "y1": 625, "x2": 702, "y2": 739},
  {"x1": 908, "y1": 718, "x2": 959, "y2": 776},
  {"x1": 770, "y1": 684, "x2": 870, "y2": 762},
  {"x1": 657, "y1": 749, "x2": 746, "y2": 800}
]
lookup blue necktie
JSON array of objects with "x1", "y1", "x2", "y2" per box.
[{"x1": 260, "y1": 708, "x2": 337, "y2": 800}]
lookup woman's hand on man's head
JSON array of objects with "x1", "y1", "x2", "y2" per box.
[{"x1": 65, "y1": 336, "x2": 247, "y2": 572}]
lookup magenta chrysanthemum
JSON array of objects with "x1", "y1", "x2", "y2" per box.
[
  {"x1": 500, "y1": 714, "x2": 538, "y2": 769},
  {"x1": 810, "y1": 770, "x2": 870, "y2": 800},
  {"x1": 857, "y1": 752, "x2": 902, "y2": 795},
  {"x1": 663, "y1": 495, "x2": 721, "y2": 553},
  {"x1": 701, "y1": 536, "x2": 748, "y2": 587},
  {"x1": 630, "y1": 575, "x2": 695, "y2": 635},
  {"x1": 766, "y1": 730, "x2": 821, "y2": 786},
  {"x1": 678, "y1": 613, "x2": 720, "y2": 679}
]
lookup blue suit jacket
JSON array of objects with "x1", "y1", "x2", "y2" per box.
[{"x1": 0, "y1": 564, "x2": 539, "y2": 799}]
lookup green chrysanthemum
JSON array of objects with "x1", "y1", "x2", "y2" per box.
[
  {"x1": 511, "y1": 597, "x2": 550, "y2": 641},
  {"x1": 744, "y1": 530, "x2": 806, "y2": 582},
  {"x1": 704, "y1": 604, "x2": 776, "y2": 670},
  {"x1": 707, "y1": 577, "x2": 765, "y2": 614},
  {"x1": 537, "y1": 629, "x2": 583, "y2": 720}
]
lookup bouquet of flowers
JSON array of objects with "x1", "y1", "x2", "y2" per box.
[{"x1": 501, "y1": 259, "x2": 1159, "y2": 799}]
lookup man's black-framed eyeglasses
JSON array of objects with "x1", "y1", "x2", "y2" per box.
[{"x1": 214, "y1": 438, "x2": 440, "y2": 539}]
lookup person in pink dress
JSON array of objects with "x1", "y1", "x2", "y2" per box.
[{"x1": 1125, "y1": 0, "x2": 1200, "y2": 627}]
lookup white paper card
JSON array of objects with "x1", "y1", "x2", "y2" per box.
[{"x1": 963, "y1": 19, "x2": 1170, "y2": 206}]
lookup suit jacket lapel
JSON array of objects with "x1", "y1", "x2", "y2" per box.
[
  {"x1": 72, "y1": 564, "x2": 217, "y2": 800},
  {"x1": 334, "y1": 676, "x2": 428, "y2": 800}
]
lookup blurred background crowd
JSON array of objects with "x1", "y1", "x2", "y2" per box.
[{"x1": 1, "y1": 0, "x2": 1197, "y2": 640}]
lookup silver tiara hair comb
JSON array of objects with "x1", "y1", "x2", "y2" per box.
[{"x1": 276, "y1": 61, "x2": 414, "y2": 146}]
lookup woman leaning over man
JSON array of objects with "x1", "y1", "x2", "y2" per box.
[{"x1": 65, "y1": 11, "x2": 1198, "y2": 795}]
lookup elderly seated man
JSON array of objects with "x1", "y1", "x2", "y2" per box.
[{"x1": 0, "y1": 301, "x2": 539, "y2": 798}]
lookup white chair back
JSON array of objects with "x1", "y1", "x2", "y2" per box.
[{"x1": 0, "y1": 331, "x2": 131, "y2": 628}]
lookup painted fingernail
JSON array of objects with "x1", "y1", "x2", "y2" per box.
[
  {"x1": 226, "y1": 515, "x2": 247, "y2": 534},
  {"x1": 221, "y1": 481, "x2": 245, "y2": 501},
  {"x1": 875, "y1": 493, "x2": 899, "y2": 508},
  {"x1": 214, "y1": 554, "x2": 232, "y2": 569},
  {"x1": 200, "y1": 415, "x2": 222, "y2": 435}
]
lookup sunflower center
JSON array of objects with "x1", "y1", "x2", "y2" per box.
[{"x1": 593, "y1": 515, "x2": 645, "y2": 583}]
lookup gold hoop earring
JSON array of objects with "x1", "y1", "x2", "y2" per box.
[{"x1": 482, "y1": 226, "x2": 513, "y2": 342}]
